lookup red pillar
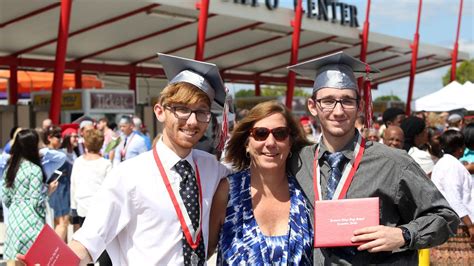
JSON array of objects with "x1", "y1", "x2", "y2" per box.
[
  {"x1": 49, "y1": 0, "x2": 73, "y2": 124},
  {"x1": 451, "y1": 0, "x2": 463, "y2": 82},
  {"x1": 285, "y1": 0, "x2": 303, "y2": 110},
  {"x1": 75, "y1": 66, "x2": 82, "y2": 88},
  {"x1": 359, "y1": 0, "x2": 372, "y2": 127},
  {"x1": 8, "y1": 64, "x2": 18, "y2": 105},
  {"x1": 130, "y1": 68, "x2": 137, "y2": 101},
  {"x1": 405, "y1": 0, "x2": 422, "y2": 115},
  {"x1": 195, "y1": 0, "x2": 210, "y2": 61},
  {"x1": 358, "y1": 0, "x2": 371, "y2": 94},
  {"x1": 255, "y1": 74, "x2": 261, "y2": 96}
]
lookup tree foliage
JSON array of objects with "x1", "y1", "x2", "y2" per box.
[
  {"x1": 442, "y1": 59, "x2": 474, "y2": 86},
  {"x1": 235, "y1": 86, "x2": 311, "y2": 98},
  {"x1": 373, "y1": 95, "x2": 402, "y2": 102}
]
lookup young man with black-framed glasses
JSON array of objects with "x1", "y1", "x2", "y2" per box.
[{"x1": 287, "y1": 51, "x2": 459, "y2": 265}]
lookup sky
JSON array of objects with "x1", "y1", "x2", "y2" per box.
[
  {"x1": 232, "y1": 0, "x2": 473, "y2": 102},
  {"x1": 355, "y1": 0, "x2": 473, "y2": 101}
]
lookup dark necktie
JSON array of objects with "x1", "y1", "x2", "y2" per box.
[
  {"x1": 325, "y1": 152, "x2": 346, "y2": 200},
  {"x1": 175, "y1": 160, "x2": 205, "y2": 266},
  {"x1": 120, "y1": 136, "x2": 128, "y2": 162},
  {"x1": 324, "y1": 152, "x2": 357, "y2": 260}
]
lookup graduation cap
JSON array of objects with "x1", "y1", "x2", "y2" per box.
[
  {"x1": 158, "y1": 53, "x2": 226, "y2": 108},
  {"x1": 287, "y1": 51, "x2": 380, "y2": 94},
  {"x1": 158, "y1": 53, "x2": 230, "y2": 151}
]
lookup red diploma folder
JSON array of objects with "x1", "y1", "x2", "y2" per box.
[
  {"x1": 24, "y1": 224, "x2": 80, "y2": 266},
  {"x1": 314, "y1": 197, "x2": 379, "y2": 247}
]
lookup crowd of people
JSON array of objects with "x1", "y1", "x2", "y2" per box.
[
  {"x1": 0, "y1": 51, "x2": 471, "y2": 265},
  {"x1": 0, "y1": 113, "x2": 153, "y2": 264}
]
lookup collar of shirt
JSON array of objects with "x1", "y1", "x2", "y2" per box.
[
  {"x1": 317, "y1": 129, "x2": 359, "y2": 165},
  {"x1": 156, "y1": 138, "x2": 195, "y2": 182}
]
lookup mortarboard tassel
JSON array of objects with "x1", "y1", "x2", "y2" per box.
[
  {"x1": 215, "y1": 87, "x2": 230, "y2": 152},
  {"x1": 364, "y1": 64, "x2": 373, "y2": 129}
]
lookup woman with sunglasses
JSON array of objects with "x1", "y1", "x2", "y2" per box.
[
  {"x1": 44, "y1": 125, "x2": 72, "y2": 242},
  {"x1": 208, "y1": 100, "x2": 313, "y2": 264}
]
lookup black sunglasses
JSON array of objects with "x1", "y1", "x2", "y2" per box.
[{"x1": 250, "y1": 127, "x2": 290, "y2": 141}]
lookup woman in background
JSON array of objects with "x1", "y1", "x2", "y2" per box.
[
  {"x1": 44, "y1": 125, "x2": 71, "y2": 241},
  {"x1": 2, "y1": 129, "x2": 58, "y2": 261}
]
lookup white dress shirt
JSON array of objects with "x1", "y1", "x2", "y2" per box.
[
  {"x1": 431, "y1": 153, "x2": 474, "y2": 220},
  {"x1": 73, "y1": 139, "x2": 230, "y2": 265},
  {"x1": 113, "y1": 132, "x2": 148, "y2": 167},
  {"x1": 70, "y1": 156, "x2": 112, "y2": 217}
]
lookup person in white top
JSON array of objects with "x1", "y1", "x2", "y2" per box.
[
  {"x1": 70, "y1": 128, "x2": 113, "y2": 265},
  {"x1": 70, "y1": 128, "x2": 112, "y2": 223},
  {"x1": 431, "y1": 130, "x2": 474, "y2": 244},
  {"x1": 112, "y1": 116, "x2": 148, "y2": 166},
  {"x1": 67, "y1": 53, "x2": 231, "y2": 265}
]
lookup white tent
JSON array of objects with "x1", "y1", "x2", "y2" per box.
[{"x1": 412, "y1": 81, "x2": 474, "y2": 111}]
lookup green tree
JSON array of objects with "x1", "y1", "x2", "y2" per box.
[
  {"x1": 374, "y1": 95, "x2": 402, "y2": 102},
  {"x1": 235, "y1": 86, "x2": 310, "y2": 98},
  {"x1": 442, "y1": 59, "x2": 474, "y2": 86}
]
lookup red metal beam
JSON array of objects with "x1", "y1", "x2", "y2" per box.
[
  {"x1": 8, "y1": 64, "x2": 18, "y2": 105},
  {"x1": 355, "y1": 45, "x2": 392, "y2": 58},
  {"x1": 11, "y1": 4, "x2": 160, "y2": 57},
  {"x1": 286, "y1": 0, "x2": 303, "y2": 109},
  {"x1": 0, "y1": 55, "x2": 455, "y2": 90},
  {"x1": 222, "y1": 36, "x2": 337, "y2": 73},
  {"x1": 50, "y1": 0, "x2": 73, "y2": 124},
  {"x1": 0, "y1": 56, "x2": 163, "y2": 76},
  {"x1": 204, "y1": 33, "x2": 288, "y2": 61},
  {"x1": 75, "y1": 21, "x2": 195, "y2": 62},
  {"x1": 367, "y1": 54, "x2": 399, "y2": 65},
  {"x1": 195, "y1": 0, "x2": 210, "y2": 61},
  {"x1": 132, "y1": 18, "x2": 257, "y2": 65},
  {"x1": 380, "y1": 54, "x2": 434, "y2": 72},
  {"x1": 451, "y1": 0, "x2": 463, "y2": 81},
  {"x1": 374, "y1": 60, "x2": 449, "y2": 84},
  {"x1": 0, "y1": 3, "x2": 60, "y2": 29},
  {"x1": 75, "y1": 67, "x2": 82, "y2": 88},
  {"x1": 256, "y1": 44, "x2": 345, "y2": 74},
  {"x1": 223, "y1": 72, "x2": 314, "y2": 87},
  {"x1": 406, "y1": 0, "x2": 423, "y2": 115},
  {"x1": 255, "y1": 74, "x2": 261, "y2": 96}
]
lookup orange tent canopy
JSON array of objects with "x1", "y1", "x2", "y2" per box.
[{"x1": 0, "y1": 70, "x2": 103, "y2": 93}]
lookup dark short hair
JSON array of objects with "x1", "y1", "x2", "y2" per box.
[
  {"x1": 383, "y1": 107, "x2": 405, "y2": 125},
  {"x1": 440, "y1": 130, "x2": 464, "y2": 156},
  {"x1": 225, "y1": 100, "x2": 311, "y2": 171},
  {"x1": 43, "y1": 125, "x2": 62, "y2": 145},
  {"x1": 463, "y1": 122, "x2": 474, "y2": 150}
]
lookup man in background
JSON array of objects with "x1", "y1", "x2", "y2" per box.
[
  {"x1": 113, "y1": 116, "x2": 147, "y2": 166},
  {"x1": 383, "y1": 126, "x2": 405, "y2": 149}
]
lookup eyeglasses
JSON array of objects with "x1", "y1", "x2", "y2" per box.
[
  {"x1": 250, "y1": 127, "x2": 290, "y2": 141},
  {"x1": 70, "y1": 135, "x2": 79, "y2": 138},
  {"x1": 315, "y1": 97, "x2": 359, "y2": 111},
  {"x1": 165, "y1": 105, "x2": 212, "y2": 123}
]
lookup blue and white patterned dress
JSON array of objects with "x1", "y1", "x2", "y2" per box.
[{"x1": 217, "y1": 169, "x2": 313, "y2": 265}]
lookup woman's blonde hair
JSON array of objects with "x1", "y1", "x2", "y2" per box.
[{"x1": 84, "y1": 129, "x2": 104, "y2": 154}]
